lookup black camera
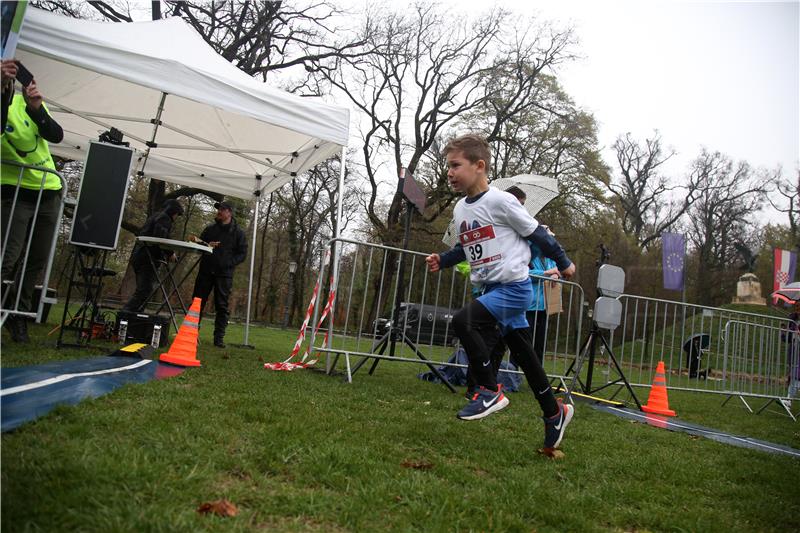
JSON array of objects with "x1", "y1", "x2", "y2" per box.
[{"x1": 98, "y1": 127, "x2": 129, "y2": 147}]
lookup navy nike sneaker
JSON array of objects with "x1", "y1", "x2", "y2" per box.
[
  {"x1": 457, "y1": 386, "x2": 509, "y2": 421},
  {"x1": 543, "y1": 399, "x2": 574, "y2": 449}
]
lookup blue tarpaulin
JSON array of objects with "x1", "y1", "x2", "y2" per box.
[{"x1": 1, "y1": 347, "x2": 184, "y2": 432}]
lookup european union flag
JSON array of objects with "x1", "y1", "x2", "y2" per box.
[{"x1": 662, "y1": 232, "x2": 685, "y2": 291}]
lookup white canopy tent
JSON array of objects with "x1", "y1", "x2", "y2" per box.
[{"x1": 15, "y1": 8, "x2": 350, "y2": 344}]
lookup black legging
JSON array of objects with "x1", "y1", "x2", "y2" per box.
[{"x1": 453, "y1": 299, "x2": 558, "y2": 417}]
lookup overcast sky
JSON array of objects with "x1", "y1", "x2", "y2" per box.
[{"x1": 448, "y1": 0, "x2": 799, "y2": 221}]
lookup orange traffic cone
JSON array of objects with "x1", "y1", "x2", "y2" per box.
[
  {"x1": 159, "y1": 297, "x2": 202, "y2": 367},
  {"x1": 641, "y1": 361, "x2": 676, "y2": 416}
]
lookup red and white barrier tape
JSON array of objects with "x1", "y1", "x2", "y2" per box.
[
  {"x1": 264, "y1": 285, "x2": 335, "y2": 371},
  {"x1": 284, "y1": 277, "x2": 321, "y2": 361},
  {"x1": 298, "y1": 285, "x2": 337, "y2": 364},
  {"x1": 265, "y1": 249, "x2": 338, "y2": 371}
]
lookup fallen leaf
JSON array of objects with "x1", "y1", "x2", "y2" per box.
[
  {"x1": 401, "y1": 459, "x2": 434, "y2": 470},
  {"x1": 537, "y1": 448, "x2": 566, "y2": 460},
  {"x1": 197, "y1": 499, "x2": 239, "y2": 517},
  {"x1": 222, "y1": 354, "x2": 230, "y2": 360},
  {"x1": 258, "y1": 356, "x2": 264, "y2": 362}
]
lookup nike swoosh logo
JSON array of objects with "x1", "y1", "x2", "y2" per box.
[
  {"x1": 554, "y1": 409, "x2": 565, "y2": 430},
  {"x1": 482, "y1": 360, "x2": 490, "y2": 367},
  {"x1": 538, "y1": 387, "x2": 550, "y2": 395},
  {"x1": 482, "y1": 394, "x2": 500, "y2": 408}
]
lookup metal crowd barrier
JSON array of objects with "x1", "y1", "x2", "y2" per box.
[
  {"x1": 310, "y1": 238, "x2": 798, "y2": 419},
  {"x1": 1, "y1": 160, "x2": 66, "y2": 325},
  {"x1": 313, "y1": 238, "x2": 586, "y2": 387},
  {"x1": 607, "y1": 295, "x2": 799, "y2": 419}
]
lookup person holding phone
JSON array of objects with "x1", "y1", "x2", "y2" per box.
[{"x1": 1, "y1": 59, "x2": 64, "y2": 343}]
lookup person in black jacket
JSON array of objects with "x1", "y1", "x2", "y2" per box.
[
  {"x1": 191, "y1": 201, "x2": 247, "y2": 347},
  {"x1": 122, "y1": 199, "x2": 184, "y2": 312}
]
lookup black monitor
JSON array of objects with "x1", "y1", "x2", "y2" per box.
[{"x1": 69, "y1": 141, "x2": 134, "y2": 250}]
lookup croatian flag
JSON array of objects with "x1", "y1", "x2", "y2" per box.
[
  {"x1": 773, "y1": 248, "x2": 798, "y2": 303},
  {"x1": 662, "y1": 232, "x2": 685, "y2": 291}
]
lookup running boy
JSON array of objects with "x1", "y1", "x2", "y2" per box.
[{"x1": 426, "y1": 134, "x2": 576, "y2": 450}]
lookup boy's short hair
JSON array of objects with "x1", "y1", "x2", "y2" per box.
[
  {"x1": 504, "y1": 186, "x2": 527, "y2": 201},
  {"x1": 443, "y1": 134, "x2": 491, "y2": 169}
]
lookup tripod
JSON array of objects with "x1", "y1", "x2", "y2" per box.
[
  {"x1": 350, "y1": 199, "x2": 456, "y2": 393},
  {"x1": 57, "y1": 246, "x2": 112, "y2": 348},
  {"x1": 561, "y1": 318, "x2": 641, "y2": 409}
]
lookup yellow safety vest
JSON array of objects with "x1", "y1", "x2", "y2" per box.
[{"x1": 1, "y1": 94, "x2": 61, "y2": 191}]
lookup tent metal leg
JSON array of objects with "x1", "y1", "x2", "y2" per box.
[
  {"x1": 237, "y1": 187, "x2": 259, "y2": 349},
  {"x1": 326, "y1": 147, "x2": 347, "y2": 358}
]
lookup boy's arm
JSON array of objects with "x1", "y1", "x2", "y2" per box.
[
  {"x1": 498, "y1": 192, "x2": 539, "y2": 237},
  {"x1": 498, "y1": 193, "x2": 575, "y2": 277},
  {"x1": 426, "y1": 243, "x2": 466, "y2": 273},
  {"x1": 438, "y1": 243, "x2": 466, "y2": 269}
]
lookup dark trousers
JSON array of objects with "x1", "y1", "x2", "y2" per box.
[
  {"x1": 1, "y1": 190, "x2": 61, "y2": 314},
  {"x1": 527, "y1": 310, "x2": 548, "y2": 363},
  {"x1": 465, "y1": 310, "x2": 548, "y2": 391},
  {"x1": 453, "y1": 299, "x2": 558, "y2": 417},
  {"x1": 466, "y1": 326, "x2": 507, "y2": 392},
  {"x1": 123, "y1": 257, "x2": 160, "y2": 312},
  {"x1": 193, "y1": 272, "x2": 232, "y2": 341}
]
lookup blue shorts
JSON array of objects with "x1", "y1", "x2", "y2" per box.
[{"x1": 477, "y1": 280, "x2": 534, "y2": 335}]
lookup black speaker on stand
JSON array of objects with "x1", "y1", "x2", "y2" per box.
[{"x1": 57, "y1": 137, "x2": 133, "y2": 348}]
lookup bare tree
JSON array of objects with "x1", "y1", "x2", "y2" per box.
[
  {"x1": 607, "y1": 132, "x2": 700, "y2": 249},
  {"x1": 312, "y1": 4, "x2": 575, "y2": 244},
  {"x1": 461, "y1": 72, "x2": 609, "y2": 225},
  {"x1": 768, "y1": 169, "x2": 800, "y2": 250},
  {"x1": 164, "y1": 1, "x2": 376, "y2": 88},
  {"x1": 687, "y1": 149, "x2": 767, "y2": 305}
]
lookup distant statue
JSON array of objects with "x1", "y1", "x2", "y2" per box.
[
  {"x1": 732, "y1": 273, "x2": 766, "y2": 306},
  {"x1": 734, "y1": 242, "x2": 758, "y2": 272}
]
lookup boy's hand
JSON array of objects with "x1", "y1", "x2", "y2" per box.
[
  {"x1": 426, "y1": 253, "x2": 441, "y2": 273},
  {"x1": 560, "y1": 262, "x2": 576, "y2": 280}
]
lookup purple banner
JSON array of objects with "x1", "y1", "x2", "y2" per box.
[{"x1": 662, "y1": 232, "x2": 685, "y2": 291}]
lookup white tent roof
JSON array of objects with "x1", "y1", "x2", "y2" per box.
[{"x1": 16, "y1": 8, "x2": 350, "y2": 200}]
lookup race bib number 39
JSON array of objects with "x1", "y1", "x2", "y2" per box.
[{"x1": 459, "y1": 224, "x2": 502, "y2": 267}]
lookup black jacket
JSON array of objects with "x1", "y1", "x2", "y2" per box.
[
  {"x1": 1, "y1": 86, "x2": 63, "y2": 143},
  {"x1": 131, "y1": 210, "x2": 175, "y2": 265},
  {"x1": 198, "y1": 218, "x2": 247, "y2": 278}
]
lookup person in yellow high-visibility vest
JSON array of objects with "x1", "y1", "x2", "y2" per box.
[{"x1": 1, "y1": 59, "x2": 63, "y2": 343}]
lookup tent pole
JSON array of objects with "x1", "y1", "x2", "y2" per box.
[
  {"x1": 138, "y1": 92, "x2": 167, "y2": 176},
  {"x1": 326, "y1": 147, "x2": 347, "y2": 372},
  {"x1": 240, "y1": 179, "x2": 261, "y2": 349}
]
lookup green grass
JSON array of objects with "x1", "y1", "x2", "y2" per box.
[{"x1": 2, "y1": 313, "x2": 800, "y2": 533}]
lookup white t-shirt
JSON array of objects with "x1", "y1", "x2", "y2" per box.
[{"x1": 453, "y1": 187, "x2": 539, "y2": 287}]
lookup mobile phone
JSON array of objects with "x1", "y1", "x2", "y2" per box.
[{"x1": 14, "y1": 61, "x2": 33, "y2": 87}]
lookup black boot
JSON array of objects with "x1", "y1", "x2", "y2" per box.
[
  {"x1": 213, "y1": 336, "x2": 226, "y2": 348},
  {"x1": 17, "y1": 317, "x2": 29, "y2": 343},
  {"x1": 3, "y1": 316, "x2": 29, "y2": 343}
]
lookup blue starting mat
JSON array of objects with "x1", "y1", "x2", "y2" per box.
[{"x1": 1, "y1": 344, "x2": 184, "y2": 432}]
